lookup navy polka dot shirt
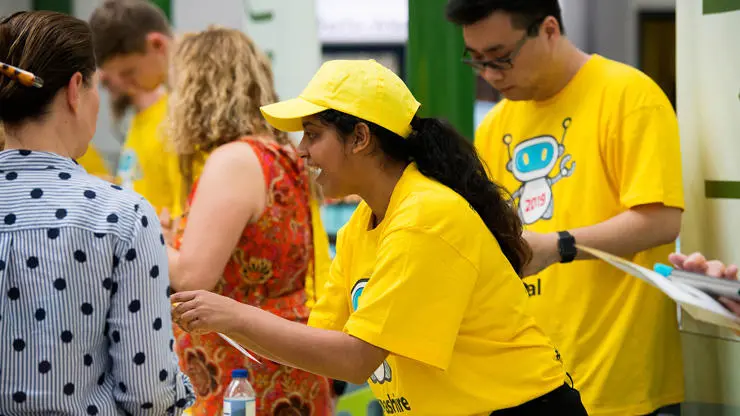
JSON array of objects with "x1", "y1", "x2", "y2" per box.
[{"x1": 0, "y1": 150, "x2": 195, "y2": 415}]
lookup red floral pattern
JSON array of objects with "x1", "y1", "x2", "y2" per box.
[
  {"x1": 183, "y1": 348, "x2": 221, "y2": 398},
  {"x1": 173, "y1": 138, "x2": 333, "y2": 415}
]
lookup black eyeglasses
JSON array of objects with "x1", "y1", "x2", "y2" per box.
[{"x1": 461, "y1": 18, "x2": 545, "y2": 72}]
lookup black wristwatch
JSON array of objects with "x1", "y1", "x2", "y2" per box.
[{"x1": 557, "y1": 231, "x2": 577, "y2": 263}]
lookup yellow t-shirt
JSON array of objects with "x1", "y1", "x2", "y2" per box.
[
  {"x1": 305, "y1": 197, "x2": 332, "y2": 309},
  {"x1": 115, "y1": 94, "x2": 183, "y2": 217},
  {"x1": 475, "y1": 54, "x2": 685, "y2": 416},
  {"x1": 308, "y1": 163, "x2": 568, "y2": 415},
  {"x1": 77, "y1": 145, "x2": 111, "y2": 180}
]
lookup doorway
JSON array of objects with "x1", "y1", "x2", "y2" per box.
[{"x1": 638, "y1": 11, "x2": 677, "y2": 109}]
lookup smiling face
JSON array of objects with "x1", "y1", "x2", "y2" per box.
[{"x1": 297, "y1": 114, "x2": 365, "y2": 199}]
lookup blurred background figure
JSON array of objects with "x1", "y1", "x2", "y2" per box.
[
  {"x1": 90, "y1": 0, "x2": 184, "y2": 219},
  {"x1": 165, "y1": 26, "x2": 333, "y2": 415}
]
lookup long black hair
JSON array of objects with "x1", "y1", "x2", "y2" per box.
[{"x1": 317, "y1": 109, "x2": 531, "y2": 275}]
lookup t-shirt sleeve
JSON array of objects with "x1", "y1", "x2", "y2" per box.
[
  {"x1": 609, "y1": 104, "x2": 685, "y2": 210},
  {"x1": 474, "y1": 102, "x2": 505, "y2": 179},
  {"x1": 474, "y1": 106, "x2": 495, "y2": 165},
  {"x1": 307, "y1": 227, "x2": 350, "y2": 331},
  {"x1": 343, "y1": 228, "x2": 477, "y2": 370},
  {"x1": 306, "y1": 196, "x2": 332, "y2": 309}
]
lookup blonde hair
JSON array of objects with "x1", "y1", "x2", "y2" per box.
[{"x1": 168, "y1": 26, "x2": 290, "y2": 192}]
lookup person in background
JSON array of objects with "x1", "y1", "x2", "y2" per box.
[
  {"x1": 171, "y1": 58, "x2": 589, "y2": 415},
  {"x1": 90, "y1": 0, "x2": 183, "y2": 218},
  {"x1": 0, "y1": 10, "x2": 194, "y2": 414},
  {"x1": 445, "y1": 1, "x2": 685, "y2": 415},
  {"x1": 670, "y1": 252, "x2": 740, "y2": 317},
  {"x1": 98, "y1": 68, "x2": 172, "y2": 197},
  {"x1": 165, "y1": 27, "x2": 333, "y2": 415},
  {"x1": 88, "y1": 0, "x2": 333, "y2": 309}
]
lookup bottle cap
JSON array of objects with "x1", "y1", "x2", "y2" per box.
[{"x1": 231, "y1": 369, "x2": 248, "y2": 378}]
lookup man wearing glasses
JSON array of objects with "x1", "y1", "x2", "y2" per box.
[{"x1": 446, "y1": 1, "x2": 685, "y2": 416}]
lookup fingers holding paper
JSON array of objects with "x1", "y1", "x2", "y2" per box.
[
  {"x1": 669, "y1": 252, "x2": 739, "y2": 279},
  {"x1": 670, "y1": 252, "x2": 740, "y2": 318},
  {"x1": 171, "y1": 290, "x2": 242, "y2": 335}
]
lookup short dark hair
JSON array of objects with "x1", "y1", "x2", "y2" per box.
[
  {"x1": 445, "y1": 0, "x2": 565, "y2": 35},
  {"x1": 89, "y1": 0, "x2": 171, "y2": 66},
  {"x1": 0, "y1": 11, "x2": 96, "y2": 125}
]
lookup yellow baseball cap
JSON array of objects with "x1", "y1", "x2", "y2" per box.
[{"x1": 260, "y1": 59, "x2": 421, "y2": 138}]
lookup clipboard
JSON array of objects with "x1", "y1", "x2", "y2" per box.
[
  {"x1": 653, "y1": 264, "x2": 740, "y2": 301},
  {"x1": 577, "y1": 245, "x2": 740, "y2": 333}
]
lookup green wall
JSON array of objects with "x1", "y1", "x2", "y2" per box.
[{"x1": 406, "y1": 0, "x2": 475, "y2": 140}]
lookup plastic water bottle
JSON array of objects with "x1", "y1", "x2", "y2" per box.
[{"x1": 223, "y1": 369, "x2": 256, "y2": 416}]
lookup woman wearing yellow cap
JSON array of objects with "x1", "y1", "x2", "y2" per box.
[{"x1": 172, "y1": 59, "x2": 588, "y2": 415}]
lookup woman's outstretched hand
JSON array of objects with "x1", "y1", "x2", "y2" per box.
[{"x1": 171, "y1": 290, "x2": 243, "y2": 335}]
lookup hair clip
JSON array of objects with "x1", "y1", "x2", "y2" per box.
[{"x1": 0, "y1": 61, "x2": 44, "y2": 88}]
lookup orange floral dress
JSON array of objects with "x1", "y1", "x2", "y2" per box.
[{"x1": 173, "y1": 138, "x2": 333, "y2": 415}]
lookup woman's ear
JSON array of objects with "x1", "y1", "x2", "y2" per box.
[
  {"x1": 66, "y1": 71, "x2": 84, "y2": 113},
  {"x1": 350, "y1": 122, "x2": 372, "y2": 155}
]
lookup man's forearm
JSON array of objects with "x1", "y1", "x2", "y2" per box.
[{"x1": 571, "y1": 204, "x2": 682, "y2": 260}]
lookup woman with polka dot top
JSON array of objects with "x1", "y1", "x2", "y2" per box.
[{"x1": 0, "y1": 11, "x2": 195, "y2": 415}]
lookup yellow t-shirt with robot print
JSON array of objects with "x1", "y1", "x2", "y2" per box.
[
  {"x1": 475, "y1": 54, "x2": 684, "y2": 416},
  {"x1": 115, "y1": 94, "x2": 183, "y2": 217},
  {"x1": 308, "y1": 163, "x2": 569, "y2": 415}
]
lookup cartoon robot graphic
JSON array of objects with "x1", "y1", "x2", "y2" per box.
[
  {"x1": 370, "y1": 361, "x2": 392, "y2": 385},
  {"x1": 503, "y1": 117, "x2": 576, "y2": 225},
  {"x1": 351, "y1": 278, "x2": 392, "y2": 384}
]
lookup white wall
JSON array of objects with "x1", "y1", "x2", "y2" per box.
[
  {"x1": 559, "y1": 0, "x2": 589, "y2": 51},
  {"x1": 242, "y1": 0, "x2": 321, "y2": 105},
  {"x1": 0, "y1": 0, "x2": 31, "y2": 17},
  {"x1": 74, "y1": 0, "x2": 104, "y2": 22},
  {"x1": 676, "y1": 0, "x2": 740, "y2": 413},
  {"x1": 566, "y1": 0, "x2": 676, "y2": 67},
  {"x1": 173, "y1": 0, "x2": 244, "y2": 32},
  {"x1": 317, "y1": 0, "x2": 406, "y2": 44}
]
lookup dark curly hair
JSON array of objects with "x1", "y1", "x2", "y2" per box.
[{"x1": 317, "y1": 109, "x2": 531, "y2": 275}]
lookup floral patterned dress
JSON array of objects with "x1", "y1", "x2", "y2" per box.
[{"x1": 173, "y1": 138, "x2": 333, "y2": 415}]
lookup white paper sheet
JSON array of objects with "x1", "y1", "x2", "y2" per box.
[
  {"x1": 577, "y1": 245, "x2": 740, "y2": 331},
  {"x1": 218, "y1": 333, "x2": 262, "y2": 364}
]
